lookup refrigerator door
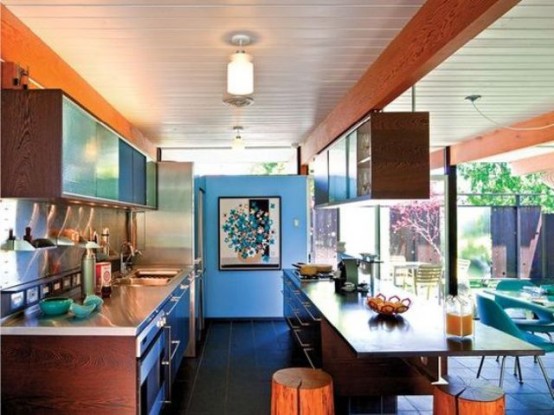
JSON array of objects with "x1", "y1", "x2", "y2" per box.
[{"x1": 137, "y1": 162, "x2": 194, "y2": 266}]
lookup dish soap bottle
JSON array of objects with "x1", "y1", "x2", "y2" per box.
[{"x1": 81, "y1": 243, "x2": 97, "y2": 299}]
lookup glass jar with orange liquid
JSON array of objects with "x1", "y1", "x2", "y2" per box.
[{"x1": 445, "y1": 295, "x2": 474, "y2": 338}]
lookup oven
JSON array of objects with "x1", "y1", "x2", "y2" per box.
[{"x1": 137, "y1": 311, "x2": 169, "y2": 415}]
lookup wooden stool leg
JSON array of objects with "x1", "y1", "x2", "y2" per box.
[
  {"x1": 433, "y1": 385, "x2": 459, "y2": 415},
  {"x1": 434, "y1": 376, "x2": 505, "y2": 415},
  {"x1": 458, "y1": 382, "x2": 505, "y2": 415},
  {"x1": 272, "y1": 377, "x2": 300, "y2": 414},
  {"x1": 271, "y1": 368, "x2": 334, "y2": 415}
]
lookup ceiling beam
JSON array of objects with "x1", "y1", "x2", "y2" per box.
[
  {"x1": 0, "y1": 4, "x2": 156, "y2": 159},
  {"x1": 300, "y1": 0, "x2": 520, "y2": 165},
  {"x1": 429, "y1": 110, "x2": 554, "y2": 166},
  {"x1": 511, "y1": 151, "x2": 554, "y2": 176}
]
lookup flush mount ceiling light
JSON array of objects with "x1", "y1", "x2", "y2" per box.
[
  {"x1": 232, "y1": 126, "x2": 245, "y2": 150},
  {"x1": 465, "y1": 95, "x2": 554, "y2": 131},
  {"x1": 227, "y1": 34, "x2": 254, "y2": 96},
  {"x1": 223, "y1": 95, "x2": 254, "y2": 108}
]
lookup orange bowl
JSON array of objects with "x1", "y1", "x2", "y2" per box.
[{"x1": 366, "y1": 293, "x2": 411, "y2": 316}]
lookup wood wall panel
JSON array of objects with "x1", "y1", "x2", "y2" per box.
[{"x1": 0, "y1": 4, "x2": 155, "y2": 159}]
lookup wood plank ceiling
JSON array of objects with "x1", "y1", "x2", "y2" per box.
[{"x1": 3, "y1": 0, "x2": 553, "y2": 165}]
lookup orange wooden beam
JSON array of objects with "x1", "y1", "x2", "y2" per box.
[
  {"x1": 429, "y1": 111, "x2": 554, "y2": 168},
  {"x1": 301, "y1": 0, "x2": 519, "y2": 165},
  {"x1": 449, "y1": 111, "x2": 554, "y2": 165},
  {"x1": 1, "y1": 5, "x2": 155, "y2": 158},
  {"x1": 510, "y1": 151, "x2": 554, "y2": 176},
  {"x1": 430, "y1": 149, "x2": 446, "y2": 171}
]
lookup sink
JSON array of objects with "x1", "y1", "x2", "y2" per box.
[
  {"x1": 133, "y1": 269, "x2": 180, "y2": 278},
  {"x1": 116, "y1": 268, "x2": 181, "y2": 287}
]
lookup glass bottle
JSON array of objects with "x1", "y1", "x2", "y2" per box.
[{"x1": 445, "y1": 294, "x2": 474, "y2": 338}]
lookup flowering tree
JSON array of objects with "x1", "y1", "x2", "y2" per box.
[{"x1": 390, "y1": 197, "x2": 442, "y2": 259}]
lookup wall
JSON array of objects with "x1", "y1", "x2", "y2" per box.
[{"x1": 203, "y1": 175, "x2": 308, "y2": 318}]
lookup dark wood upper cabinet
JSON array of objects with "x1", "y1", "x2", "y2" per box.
[
  {"x1": 1, "y1": 89, "x2": 156, "y2": 208},
  {"x1": 313, "y1": 112, "x2": 430, "y2": 207},
  {"x1": 357, "y1": 112, "x2": 430, "y2": 200},
  {"x1": 1, "y1": 90, "x2": 64, "y2": 198}
]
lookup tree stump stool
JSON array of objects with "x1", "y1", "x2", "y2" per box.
[
  {"x1": 433, "y1": 376, "x2": 505, "y2": 415},
  {"x1": 271, "y1": 367, "x2": 334, "y2": 415}
]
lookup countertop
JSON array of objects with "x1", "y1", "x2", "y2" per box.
[
  {"x1": 0, "y1": 265, "x2": 194, "y2": 337},
  {"x1": 283, "y1": 269, "x2": 544, "y2": 358}
]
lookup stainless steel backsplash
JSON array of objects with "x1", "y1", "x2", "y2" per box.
[{"x1": 0, "y1": 199, "x2": 127, "y2": 289}]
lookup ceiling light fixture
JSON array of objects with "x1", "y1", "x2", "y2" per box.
[
  {"x1": 465, "y1": 95, "x2": 554, "y2": 131},
  {"x1": 227, "y1": 34, "x2": 253, "y2": 96},
  {"x1": 232, "y1": 126, "x2": 245, "y2": 150}
]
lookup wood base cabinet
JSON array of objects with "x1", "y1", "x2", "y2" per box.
[{"x1": 1, "y1": 335, "x2": 137, "y2": 415}]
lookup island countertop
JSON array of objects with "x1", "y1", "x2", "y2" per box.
[
  {"x1": 283, "y1": 269, "x2": 543, "y2": 358},
  {"x1": 0, "y1": 266, "x2": 194, "y2": 337}
]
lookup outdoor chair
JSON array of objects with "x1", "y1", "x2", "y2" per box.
[
  {"x1": 407, "y1": 264, "x2": 443, "y2": 302},
  {"x1": 475, "y1": 293, "x2": 554, "y2": 399},
  {"x1": 390, "y1": 255, "x2": 409, "y2": 287}
]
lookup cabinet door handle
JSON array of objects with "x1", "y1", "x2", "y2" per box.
[
  {"x1": 292, "y1": 329, "x2": 312, "y2": 348},
  {"x1": 303, "y1": 348, "x2": 317, "y2": 369},
  {"x1": 293, "y1": 310, "x2": 310, "y2": 327},
  {"x1": 285, "y1": 316, "x2": 300, "y2": 330},
  {"x1": 170, "y1": 340, "x2": 180, "y2": 361},
  {"x1": 302, "y1": 302, "x2": 321, "y2": 322}
]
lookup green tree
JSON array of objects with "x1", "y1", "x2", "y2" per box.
[
  {"x1": 251, "y1": 162, "x2": 286, "y2": 175},
  {"x1": 458, "y1": 163, "x2": 554, "y2": 212}
]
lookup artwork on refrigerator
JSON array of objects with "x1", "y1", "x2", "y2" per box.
[{"x1": 218, "y1": 196, "x2": 281, "y2": 270}]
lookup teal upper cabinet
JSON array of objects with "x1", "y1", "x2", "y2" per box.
[
  {"x1": 1, "y1": 89, "x2": 154, "y2": 208},
  {"x1": 328, "y1": 137, "x2": 348, "y2": 202},
  {"x1": 95, "y1": 123, "x2": 119, "y2": 200},
  {"x1": 312, "y1": 152, "x2": 329, "y2": 206},
  {"x1": 62, "y1": 98, "x2": 97, "y2": 197},
  {"x1": 119, "y1": 141, "x2": 146, "y2": 206},
  {"x1": 62, "y1": 99, "x2": 119, "y2": 200}
]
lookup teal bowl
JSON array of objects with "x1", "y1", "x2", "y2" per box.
[
  {"x1": 83, "y1": 294, "x2": 104, "y2": 311},
  {"x1": 39, "y1": 297, "x2": 73, "y2": 316},
  {"x1": 70, "y1": 303, "x2": 95, "y2": 319}
]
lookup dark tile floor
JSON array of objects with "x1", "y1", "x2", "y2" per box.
[{"x1": 163, "y1": 319, "x2": 554, "y2": 415}]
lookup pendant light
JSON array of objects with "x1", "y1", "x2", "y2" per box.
[
  {"x1": 227, "y1": 34, "x2": 254, "y2": 96},
  {"x1": 232, "y1": 126, "x2": 245, "y2": 150}
]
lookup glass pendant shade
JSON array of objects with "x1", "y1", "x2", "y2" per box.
[
  {"x1": 232, "y1": 135, "x2": 245, "y2": 150},
  {"x1": 227, "y1": 51, "x2": 254, "y2": 96}
]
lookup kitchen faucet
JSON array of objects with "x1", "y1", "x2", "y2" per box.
[{"x1": 120, "y1": 242, "x2": 141, "y2": 275}]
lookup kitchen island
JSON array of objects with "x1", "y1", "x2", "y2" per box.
[
  {"x1": 1, "y1": 266, "x2": 193, "y2": 415},
  {"x1": 283, "y1": 269, "x2": 543, "y2": 398}
]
